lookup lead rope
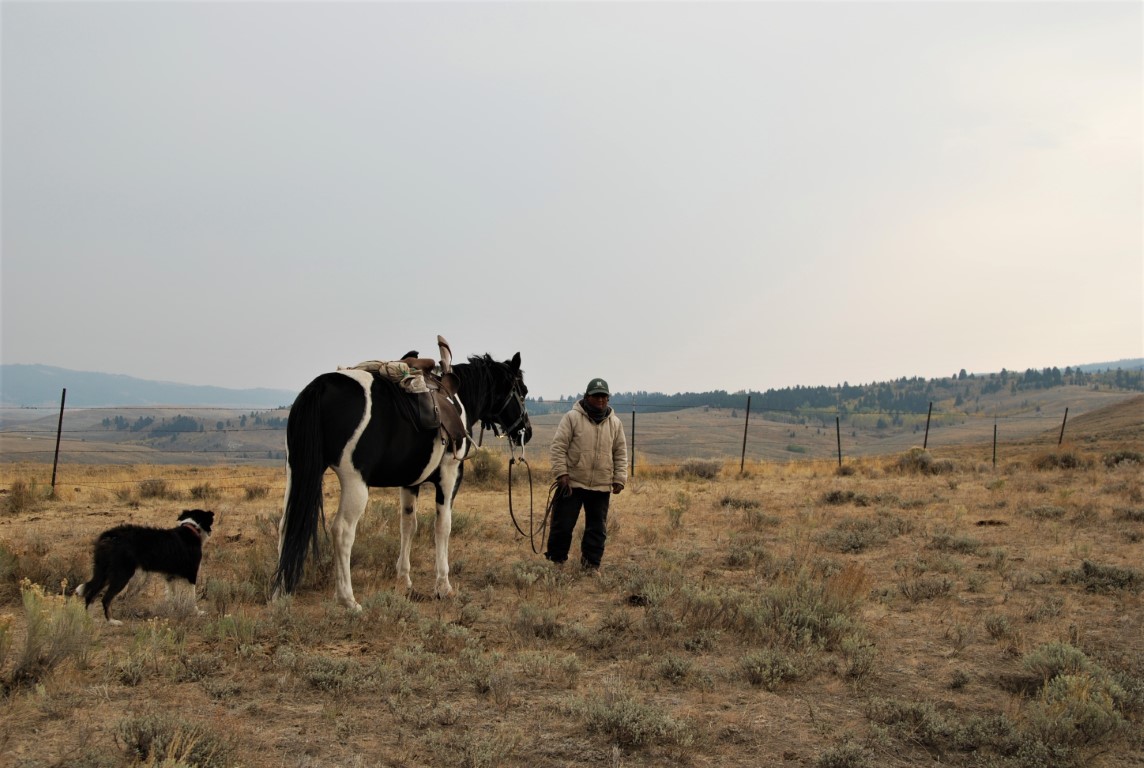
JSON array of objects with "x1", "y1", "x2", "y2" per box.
[{"x1": 507, "y1": 428, "x2": 550, "y2": 554}]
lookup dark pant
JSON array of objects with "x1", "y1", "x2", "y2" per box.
[{"x1": 545, "y1": 488, "x2": 610, "y2": 568}]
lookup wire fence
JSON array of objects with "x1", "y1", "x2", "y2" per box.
[{"x1": 2, "y1": 390, "x2": 1122, "y2": 496}]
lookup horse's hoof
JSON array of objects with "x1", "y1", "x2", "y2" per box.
[{"x1": 108, "y1": 618, "x2": 123, "y2": 627}]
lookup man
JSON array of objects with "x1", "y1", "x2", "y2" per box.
[{"x1": 545, "y1": 377, "x2": 628, "y2": 571}]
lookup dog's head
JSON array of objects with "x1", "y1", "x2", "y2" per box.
[{"x1": 177, "y1": 509, "x2": 215, "y2": 539}]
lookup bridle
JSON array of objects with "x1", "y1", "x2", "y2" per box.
[
  {"x1": 486, "y1": 378, "x2": 529, "y2": 442},
  {"x1": 487, "y1": 374, "x2": 547, "y2": 552}
]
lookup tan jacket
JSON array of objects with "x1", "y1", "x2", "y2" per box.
[{"x1": 550, "y1": 401, "x2": 628, "y2": 491}]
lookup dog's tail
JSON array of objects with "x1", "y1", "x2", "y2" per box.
[{"x1": 272, "y1": 380, "x2": 328, "y2": 597}]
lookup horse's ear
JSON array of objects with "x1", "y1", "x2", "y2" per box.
[{"x1": 510, "y1": 352, "x2": 521, "y2": 371}]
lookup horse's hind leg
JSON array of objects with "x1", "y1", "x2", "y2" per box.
[
  {"x1": 397, "y1": 486, "x2": 419, "y2": 594},
  {"x1": 329, "y1": 471, "x2": 369, "y2": 611}
]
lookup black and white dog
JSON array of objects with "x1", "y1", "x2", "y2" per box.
[{"x1": 75, "y1": 509, "x2": 215, "y2": 625}]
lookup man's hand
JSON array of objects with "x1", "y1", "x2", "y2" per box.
[
  {"x1": 558, "y1": 474, "x2": 571, "y2": 489},
  {"x1": 612, "y1": 483, "x2": 624, "y2": 495}
]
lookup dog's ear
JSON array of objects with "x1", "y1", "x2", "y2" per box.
[{"x1": 202, "y1": 510, "x2": 215, "y2": 531}]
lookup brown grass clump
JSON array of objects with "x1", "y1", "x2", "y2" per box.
[{"x1": 890, "y1": 447, "x2": 956, "y2": 475}]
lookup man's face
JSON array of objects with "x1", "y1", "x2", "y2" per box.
[{"x1": 586, "y1": 393, "x2": 610, "y2": 408}]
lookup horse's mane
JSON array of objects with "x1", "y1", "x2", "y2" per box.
[{"x1": 456, "y1": 355, "x2": 522, "y2": 414}]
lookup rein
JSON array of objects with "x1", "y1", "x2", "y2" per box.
[{"x1": 506, "y1": 428, "x2": 550, "y2": 554}]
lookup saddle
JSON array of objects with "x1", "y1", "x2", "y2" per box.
[{"x1": 346, "y1": 336, "x2": 469, "y2": 458}]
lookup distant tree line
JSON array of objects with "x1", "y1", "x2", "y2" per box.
[
  {"x1": 102, "y1": 410, "x2": 288, "y2": 436},
  {"x1": 92, "y1": 369, "x2": 1141, "y2": 435},
  {"x1": 525, "y1": 365, "x2": 1143, "y2": 417}
]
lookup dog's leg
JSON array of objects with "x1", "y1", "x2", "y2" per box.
[
  {"x1": 102, "y1": 566, "x2": 135, "y2": 626},
  {"x1": 78, "y1": 569, "x2": 108, "y2": 611},
  {"x1": 165, "y1": 577, "x2": 203, "y2": 617},
  {"x1": 189, "y1": 580, "x2": 204, "y2": 616}
]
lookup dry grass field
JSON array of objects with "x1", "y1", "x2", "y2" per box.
[{"x1": 0, "y1": 397, "x2": 1141, "y2": 768}]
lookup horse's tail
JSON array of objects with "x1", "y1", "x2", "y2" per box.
[{"x1": 272, "y1": 381, "x2": 327, "y2": 596}]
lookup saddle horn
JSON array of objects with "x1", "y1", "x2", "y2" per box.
[{"x1": 437, "y1": 335, "x2": 453, "y2": 375}]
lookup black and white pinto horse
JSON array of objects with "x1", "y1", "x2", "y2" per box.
[{"x1": 272, "y1": 353, "x2": 531, "y2": 611}]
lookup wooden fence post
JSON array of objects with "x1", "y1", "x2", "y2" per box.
[
  {"x1": 992, "y1": 423, "x2": 997, "y2": 469},
  {"x1": 740, "y1": 395, "x2": 751, "y2": 473},
  {"x1": 1058, "y1": 408, "x2": 1069, "y2": 447},
  {"x1": 51, "y1": 388, "x2": 66, "y2": 494},
  {"x1": 923, "y1": 402, "x2": 933, "y2": 450},
  {"x1": 836, "y1": 416, "x2": 842, "y2": 467},
  {"x1": 630, "y1": 408, "x2": 636, "y2": 478}
]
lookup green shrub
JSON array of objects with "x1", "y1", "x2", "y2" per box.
[
  {"x1": 301, "y1": 654, "x2": 358, "y2": 692},
  {"x1": 1103, "y1": 450, "x2": 1142, "y2": 468},
  {"x1": 1026, "y1": 505, "x2": 1066, "y2": 520},
  {"x1": 984, "y1": 613, "x2": 1013, "y2": 640},
  {"x1": 581, "y1": 690, "x2": 693, "y2": 749},
  {"x1": 1024, "y1": 673, "x2": 1128, "y2": 748},
  {"x1": 899, "y1": 575, "x2": 953, "y2": 602},
  {"x1": 719, "y1": 495, "x2": 760, "y2": 510},
  {"x1": 928, "y1": 532, "x2": 982, "y2": 555},
  {"x1": 815, "y1": 742, "x2": 871, "y2": 768},
  {"x1": 466, "y1": 447, "x2": 504, "y2": 487},
  {"x1": 656, "y1": 654, "x2": 692, "y2": 684},
  {"x1": 739, "y1": 648, "x2": 800, "y2": 689},
  {"x1": 1023, "y1": 643, "x2": 1094, "y2": 681},
  {"x1": 514, "y1": 602, "x2": 561, "y2": 639},
  {"x1": 818, "y1": 517, "x2": 888, "y2": 553},
  {"x1": 115, "y1": 713, "x2": 234, "y2": 768},
  {"x1": 864, "y1": 697, "x2": 953, "y2": 748},
  {"x1": 178, "y1": 652, "x2": 224, "y2": 683},
  {"x1": 7, "y1": 580, "x2": 93, "y2": 690},
  {"x1": 1064, "y1": 560, "x2": 1142, "y2": 593}
]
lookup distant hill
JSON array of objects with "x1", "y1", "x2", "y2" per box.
[
  {"x1": 1072, "y1": 358, "x2": 1143, "y2": 374},
  {"x1": 0, "y1": 364, "x2": 297, "y2": 408},
  {"x1": 1, "y1": 359, "x2": 1140, "y2": 410}
]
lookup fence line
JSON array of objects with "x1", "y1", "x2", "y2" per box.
[{"x1": 2, "y1": 392, "x2": 1121, "y2": 494}]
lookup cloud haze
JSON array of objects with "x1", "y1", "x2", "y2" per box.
[{"x1": 2, "y1": 1, "x2": 1140, "y2": 401}]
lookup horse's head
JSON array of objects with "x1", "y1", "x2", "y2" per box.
[{"x1": 485, "y1": 352, "x2": 532, "y2": 446}]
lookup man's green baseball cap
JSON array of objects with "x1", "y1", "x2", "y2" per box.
[{"x1": 586, "y1": 378, "x2": 610, "y2": 396}]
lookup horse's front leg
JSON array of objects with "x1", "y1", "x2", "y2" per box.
[
  {"x1": 432, "y1": 467, "x2": 459, "y2": 599},
  {"x1": 397, "y1": 486, "x2": 419, "y2": 594},
  {"x1": 329, "y1": 472, "x2": 369, "y2": 612}
]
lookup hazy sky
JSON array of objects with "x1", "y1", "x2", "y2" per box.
[{"x1": 2, "y1": 1, "x2": 1141, "y2": 401}]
